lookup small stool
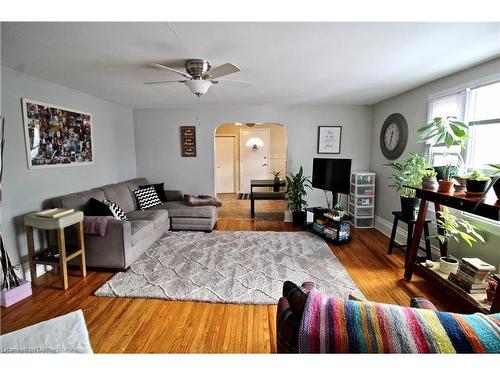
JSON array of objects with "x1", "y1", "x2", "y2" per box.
[
  {"x1": 387, "y1": 211, "x2": 432, "y2": 264},
  {"x1": 24, "y1": 211, "x2": 86, "y2": 290}
]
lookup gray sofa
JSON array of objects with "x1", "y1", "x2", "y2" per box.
[{"x1": 51, "y1": 178, "x2": 218, "y2": 269}]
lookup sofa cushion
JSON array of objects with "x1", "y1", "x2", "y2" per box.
[
  {"x1": 130, "y1": 220, "x2": 154, "y2": 247},
  {"x1": 133, "y1": 186, "x2": 163, "y2": 210},
  {"x1": 54, "y1": 189, "x2": 106, "y2": 211},
  {"x1": 84, "y1": 198, "x2": 113, "y2": 217},
  {"x1": 139, "y1": 183, "x2": 167, "y2": 202},
  {"x1": 104, "y1": 199, "x2": 129, "y2": 221},
  {"x1": 126, "y1": 210, "x2": 169, "y2": 229},
  {"x1": 155, "y1": 201, "x2": 217, "y2": 218},
  {"x1": 101, "y1": 183, "x2": 136, "y2": 213}
]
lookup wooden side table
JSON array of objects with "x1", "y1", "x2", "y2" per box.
[{"x1": 24, "y1": 211, "x2": 86, "y2": 290}]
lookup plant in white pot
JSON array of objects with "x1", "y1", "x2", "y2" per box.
[
  {"x1": 333, "y1": 202, "x2": 345, "y2": 218},
  {"x1": 386, "y1": 153, "x2": 428, "y2": 220},
  {"x1": 417, "y1": 117, "x2": 469, "y2": 194},
  {"x1": 428, "y1": 207, "x2": 485, "y2": 274},
  {"x1": 421, "y1": 168, "x2": 438, "y2": 190},
  {"x1": 285, "y1": 166, "x2": 312, "y2": 226}
]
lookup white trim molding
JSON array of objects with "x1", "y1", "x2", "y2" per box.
[{"x1": 374, "y1": 215, "x2": 441, "y2": 259}]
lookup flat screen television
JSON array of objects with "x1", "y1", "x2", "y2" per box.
[{"x1": 312, "y1": 158, "x2": 351, "y2": 194}]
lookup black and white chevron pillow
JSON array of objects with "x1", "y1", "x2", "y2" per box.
[
  {"x1": 103, "y1": 199, "x2": 128, "y2": 221},
  {"x1": 133, "y1": 186, "x2": 162, "y2": 211}
]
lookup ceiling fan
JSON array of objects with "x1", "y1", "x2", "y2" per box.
[{"x1": 145, "y1": 59, "x2": 252, "y2": 97}]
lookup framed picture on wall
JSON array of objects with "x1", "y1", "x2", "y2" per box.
[
  {"x1": 21, "y1": 98, "x2": 94, "y2": 169},
  {"x1": 180, "y1": 126, "x2": 197, "y2": 157},
  {"x1": 317, "y1": 126, "x2": 342, "y2": 154}
]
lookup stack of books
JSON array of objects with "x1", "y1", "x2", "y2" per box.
[{"x1": 448, "y1": 258, "x2": 496, "y2": 294}]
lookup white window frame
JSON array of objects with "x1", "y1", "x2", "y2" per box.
[{"x1": 427, "y1": 73, "x2": 500, "y2": 228}]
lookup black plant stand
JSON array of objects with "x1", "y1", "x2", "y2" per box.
[{"x1": 387, "y1": 211, "x2": 432, "y2": 265}]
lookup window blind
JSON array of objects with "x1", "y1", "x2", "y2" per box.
[{"x1": 428, "y1": 90, "x2": 467, "y2": 122}]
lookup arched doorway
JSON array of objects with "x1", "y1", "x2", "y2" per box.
[{"x1": 214, "y1": 123, "x2": 288, "y2": 220}]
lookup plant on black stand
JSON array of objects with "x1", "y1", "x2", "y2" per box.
[
  {"x1": 272, "y1": 170, "x2": 282, "y2": 192},
  {"x1": 386, "y1": 153, "x2": 428, "y2": 220},
  {"x1": 285, "y1": 166, "x2": 312, "y2": 226}
]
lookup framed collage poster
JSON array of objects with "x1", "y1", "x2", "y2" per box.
[
  {"x1": 317, "y1": 126, "x2": 342, "y2": 154},
  {"x1": 22, "y1": 98, "x2": 94, "y2": 169}
]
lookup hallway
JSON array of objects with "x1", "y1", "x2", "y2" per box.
[{"x1": 217, "y1": 193, "x2": 286, "y2": 220}]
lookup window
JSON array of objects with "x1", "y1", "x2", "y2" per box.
[
  {"x1": 466, "y1": 81, "x2": 500, "y2": 171},
  {"x1": 428, "y1": 81, "x2": 500, "y2": 172}
]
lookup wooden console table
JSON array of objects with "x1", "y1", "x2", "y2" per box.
[{"x1": 404, "y1": 186, "x2": 500, "y2": 313}]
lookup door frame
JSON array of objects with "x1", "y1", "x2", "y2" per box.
[
  {"x1": 215, "y1": 134, "x2": 237, "y2": 194},
  {"x1": 239, "y1": 128, "x2": 271, "y2": 192}
]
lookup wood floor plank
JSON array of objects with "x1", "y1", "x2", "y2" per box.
[{"x1": 1, "y1": 215, "x2": 459, "y2": 353}]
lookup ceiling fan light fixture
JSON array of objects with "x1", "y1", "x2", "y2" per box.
[{"x1": 184, "y1": 79, "x2": 212, "y2": 97}]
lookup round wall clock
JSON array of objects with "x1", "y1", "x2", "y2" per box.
[{"x1": 379, "y1": 113, "x2": 408, "y2": 160}]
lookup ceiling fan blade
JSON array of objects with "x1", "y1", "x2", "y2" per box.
[
  {"x1": 152, "y1": 64, "x2": 191, "y2": 79},
  {"x1": 215, "y1": 79, "x2": 253, "y2": 86},
  {"x1": 144, "y1": 80, "x2": 187, "y2": 85},
  {"x1": 203, "y1": 63, "x2": 240, "y2": 79}
]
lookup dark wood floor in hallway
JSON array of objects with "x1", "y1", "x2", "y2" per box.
[{"x1": 0, "y1": 219, "x2": 457, "y2": 353}]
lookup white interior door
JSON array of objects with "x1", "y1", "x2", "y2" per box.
[
  {"x1": 215, "y1": 136, "x2": 235, "y2": 193},
  {"x1": 240, "y1": 129, "x2": 270, "y2": 193}
]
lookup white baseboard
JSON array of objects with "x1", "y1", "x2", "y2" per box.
[{"x1": 374, "y1": 215, "x2": 440, "y2": 259}]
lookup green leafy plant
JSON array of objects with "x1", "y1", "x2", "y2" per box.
[
  {"x1": 465, "y1": 169, "x2": 489, "y2": 181},
  {"x1": 474, "y1": 163, "x2": 500, "y2": 207},
  {"x1": 417, "y1": 117, "x2": 469, "y2": 181},
  {"x1": 386, "y1": 153, "x2": 429, "y2": 198},
  {"x1": 417, "y1": 117, "x2": 469, "y2": 148},
  {"x1": 428, "y1": 208, "x2": 485, "y2": 261},
  {"x1": 285, "y1": 166, "x2": 312, "y2": 212},
  {"x1": 333, "y1": 202, "x2": 344, "y2": 211},
  {"x1": 271, "y1": 170, "x2": 282, "y2": 179}
]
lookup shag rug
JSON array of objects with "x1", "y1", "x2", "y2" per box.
[
  {"x1": 0, "y1": 310, "x2": 93, "y2": 353},
  {"x1": 95, "y1": 231, "x2": 364, "y2": 304}
]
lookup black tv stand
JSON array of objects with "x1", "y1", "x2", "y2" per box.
[{"x1": 305, "y1": 207, "x2": 352, "y2": 245}]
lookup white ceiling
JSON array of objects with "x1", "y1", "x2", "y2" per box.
[{"x1": 2, "y1": 22, "x2": 499, "y2": 108}]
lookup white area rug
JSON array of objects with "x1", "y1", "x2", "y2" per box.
[
  {"x1": 95, "y1": 231, "x2": 364, "y2": 304},
  {"x1": 0, "y1": 310, "x2": 93, "y2": 353}
]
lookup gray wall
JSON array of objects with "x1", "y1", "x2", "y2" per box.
[
  {"x1": 369, "y1": 57, "x2": 500, "y2": 268},
  {"x1": 1, "y1": 66, "x2": 137, "y2": 273},
  {"x1": 133, "y1": 106, "x2": 373, "y2": 208}
]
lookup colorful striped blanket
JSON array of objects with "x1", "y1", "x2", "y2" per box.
[{"x1": 298, "y1": 289, "x2": 500, "y2": 353}]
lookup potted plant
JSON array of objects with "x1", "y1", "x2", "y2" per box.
[
  {"x1": 428, "y1": 207, "x2": 485, "y2": 274},
  {"x1": 417, "y1": 117, "x2": 469, "y2": 194},
  {"x1": 272, "y1": 170, "x2": 282, "y2": 192},
  {"x1": 285, "y1": 166, "x2": 312, "y2": 226},
  {"x1": 464, "y1": 169, "x2": 490, "y2": 195},
  {"x1": 387, "y1": 153, "x2": 428, "y2": 220},
  {"x1": 421, "y1": 169, "x2": 438, "y2": 190},
  {"x1": 333, "y1": 202, "x2": 345, "y2": 218}
]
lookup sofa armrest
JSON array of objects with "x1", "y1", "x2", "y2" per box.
[
  {"x1": 410, "y1": 297, "x2": 438, "y2": 311},
  {"x1": 165, "y1": 190, "x2": 183, "y2": 201},
  {"x1": 84, "y1": 218, "x2": 132, "y2": 268}
]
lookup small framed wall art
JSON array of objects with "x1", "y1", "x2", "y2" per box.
[
  {"x1": 180, "y1": 126, "x2": 197, "y2": 157},
  {"x1": 22, "y1": 98, "x2": 94, "y2": 169},
  {"x1": 317, "y1": 126, "x2": 342, "y2": 154}
]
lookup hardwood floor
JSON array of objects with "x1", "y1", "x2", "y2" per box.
[
  {"x1": 217, "y1": 193, "x2": 285, "y2": 220},
  {"x1": 0, "y1": 219, "x2": 457, "y2": 353}
]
